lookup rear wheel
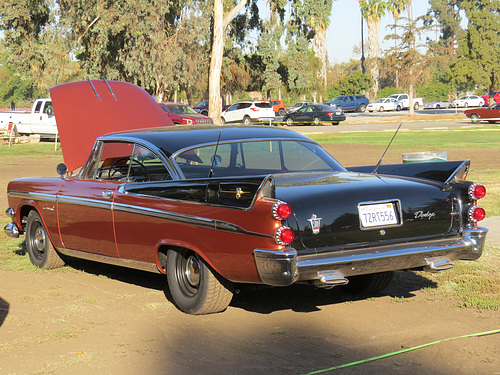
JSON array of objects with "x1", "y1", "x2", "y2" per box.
[
  {"x1": 396, "y1": 105, "x2": 401, "y2": 111},
  {"x1": 436, "y1": 104, "x2": 441, "y2": 109},
  {"x1": 488, "y1": 120, "x2": 497, "y2": 124},
  {"x1": 312, "y1": 116, "x2": 321, "y2": 126},
  {"x1": 414, "y1": 102, "x2": 420, "y2": 110},
  {"x1": 26, "y1": 210, "x2": 65, "y2": 269},
  {"x1": 336, "y1": 105, "x2": 343, "y2": 111},
  {"x1": 285, "y1": 117, "x2": 294, "y2": 126},
  {"x1": 201, "y1": 111, "x2": 208, "y2": 116},
  {"x1": 243, "y1": 116, "x2": 252, "y2": 125},
  {"x1": 470, "y1": 113, "x2": 480, "y2": 124},
  {"x1": 278, "y1": 108, "x2": 286, "y2": 116},
  {"x1": 344, "y1": 271, "x2": 394, "y2": 295},
  {"x1": 166, "y1": 249, "x2": 234, "y2": 314}
]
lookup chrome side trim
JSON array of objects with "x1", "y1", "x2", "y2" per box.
[
  {"x1": 253, "y1": 226, "x2": 488, "y2": 286},
  {"x1": 8, "y1": 191, "x2": 58, "y2": 203},
  {"x1": 57, "y1": 247, "x2": 161, "y2": 274},
  {"x1": 8, "y1": 190, "x2": 269, "y2": 238}
]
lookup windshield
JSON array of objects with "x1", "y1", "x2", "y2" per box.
[
  {"x1": 168, "y1": 105, "x2": 198, "y2": 115},
  {"x1": 173, "y1": 140, "x2": 345, "y2": 179},
  {"x1": 375, "y1": 98, "x2": 384, "y2": 103}
]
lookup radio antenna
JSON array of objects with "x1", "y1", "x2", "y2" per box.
[
  {"x1": 372, "y1": 122, "x2": 402, "y2": 174},
  {"x1": 208, "y1": 130, "x2": 222, "y2": 178}
]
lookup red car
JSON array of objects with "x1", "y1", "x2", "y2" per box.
[
  {"x1": 464, "y1": 102, "x2": 500, "y2": 123},
  {"x1": 4, "y1": 79, "x2": 488, "y2": 315},
  {"x1": 159, "y1": 102, "x2": 213, "y2": 125},
  {"x1": 481, "y1": 91, "x2": 500, "y2": 106}
]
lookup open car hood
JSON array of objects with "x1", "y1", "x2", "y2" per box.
[{"x1": 50, "y1": 80, "x2": 174, "y2": 172}]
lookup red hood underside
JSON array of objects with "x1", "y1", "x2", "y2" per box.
[{"x1": 50, "y1": 80, "x2": 174, "y2": 172}]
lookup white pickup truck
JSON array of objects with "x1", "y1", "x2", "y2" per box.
[
  {"x1": 0, "y1": 98, "x2": 57, "y2": 136},
  {"x1": 388, "y1": 93, "x2": 424, "y2": 110}
]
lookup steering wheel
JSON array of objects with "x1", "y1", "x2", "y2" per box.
[{"x1": 109, "y1": 157, "x2": 150, "y2": 180}]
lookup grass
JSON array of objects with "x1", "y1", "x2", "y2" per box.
[{"x1": 0, "y1": 143, "x2": 62, "y2": 160}]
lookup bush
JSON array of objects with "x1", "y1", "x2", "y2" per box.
[
  {"x1": 377, "y1": 87, "x2": 400, "y2": 99},
  {"x1": 416, "y1": 82, "x2": 451, "y2": 102}
]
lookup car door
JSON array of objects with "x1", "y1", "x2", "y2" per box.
[
  {"x1": 30, "y1": 101, "x2": 57, "y2": 134},
  {"x1": 295, "y1": 106, "x2": 312, "y2": 122},
  {"x1": 57, "y1": 141, "x2": 135, "y2": 257},
  {"x1": 224, "y1": 103, "x2": 245, "y2": 123}
]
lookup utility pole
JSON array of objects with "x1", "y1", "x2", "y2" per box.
[{"x1": 361, "y1": 9, "x2": 365, "y2": 74}]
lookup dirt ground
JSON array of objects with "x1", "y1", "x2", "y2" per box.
[{"x1": 0, "y1": 145, "x2": 499, "y2": 375}]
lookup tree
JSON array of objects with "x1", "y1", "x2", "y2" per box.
[
  {"x1": 386, "y1": 0, "x2": 408, "y2": 87},
  {"x1": 208, "y1": 0, "x2": 247, "y2": 123},
  {"x1": 359, "y1": 0, "x2": 388, "y2": 100},
  {"x1": 451, "y1": 0, "x2": 500, "y2": 100}
]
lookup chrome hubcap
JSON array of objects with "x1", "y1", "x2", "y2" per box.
[
  {"x1": 34, "y1": 227, "x2": 45, "y2": 252},
  {"x1": 185, "y1": 256, "x2": 201, "y2": 288}
]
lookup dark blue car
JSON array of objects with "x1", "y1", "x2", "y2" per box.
[{"x1": 325, "y1": 95, "x2": 369, "y2": 112}]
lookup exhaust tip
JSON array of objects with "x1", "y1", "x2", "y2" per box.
[
  {"x1": 424, "y1": 256, "x2": 454, "y2": 272},
  {"x1": 314, "y1": 271, "x2": 349, "y2": 288}
]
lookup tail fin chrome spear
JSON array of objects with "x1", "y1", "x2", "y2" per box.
[{"x1": 372, "y1": 122, "x2": 403, "y2": 174}]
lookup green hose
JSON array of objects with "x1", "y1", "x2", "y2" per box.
[{"x1": 305, "y1": 328, "x2": 500, "y2": 375}]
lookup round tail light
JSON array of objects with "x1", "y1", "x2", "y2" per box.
[
  {"x1": 272, "y1": 201, "x2": 292, "y2": 220},
  {"x1": 469, "y1": 183, "x2": 486, "y2": 200},
  {"x1": 469, "y1": 206, "x2": 486, "y2": 222},
  {"x1": 275, "y1": 226, "x2": 295, "y2": 245}
]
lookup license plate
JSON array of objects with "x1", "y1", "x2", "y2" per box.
[{"x1": 358, "y1": 202, "x2": 399, "y2": 228}]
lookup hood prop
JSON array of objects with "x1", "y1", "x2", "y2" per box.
[{"x1": 372, "y1": 122, "x2": 402, "y2": 174}]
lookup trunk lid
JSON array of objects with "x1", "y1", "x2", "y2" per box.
[{"x1": 272, "y1": 171, "x2": 453, "y2": 252}]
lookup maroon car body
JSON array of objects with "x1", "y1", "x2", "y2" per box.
[
  {"x1": 159, "y1": 102, "x2": 213, "y2": 125},
  {"x1": 4, "y1": 79, "x2": 489, "y2": 315},
  {"x1": 464, "y1": 102, "x2": 500, "y2": 124}
]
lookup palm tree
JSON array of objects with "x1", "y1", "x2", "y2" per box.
[{"x1": 359, "y1": 0, "x2": 387, "y2": 99}]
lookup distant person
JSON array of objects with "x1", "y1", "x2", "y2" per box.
[{"x1": 11, "y1": 102, "x2": 15, "y2": 110}]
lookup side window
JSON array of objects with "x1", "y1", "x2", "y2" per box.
[
  {"x1": 85, "y1": 142, "x2": 171, "y2": 181},
  {"x1": 34, "y1": 101, "x2": 43, "y2": 113}
]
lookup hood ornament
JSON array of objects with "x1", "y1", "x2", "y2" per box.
[{"x1": 308, "y1": 214, "x2": 322, "y2": 234}]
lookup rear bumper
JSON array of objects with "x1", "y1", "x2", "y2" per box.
[{"x1": 253, "y1": 226, "x2": 488, "y2": 286}]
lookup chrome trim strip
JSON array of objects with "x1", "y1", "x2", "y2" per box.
[
  {"x1": 8, "y1": 191, "x2": 58, "y2": 203},
  {"x1": 9, "y1": 191, "x2": 270, "y2": 238},
  {"x1": 57, "y1": 247, "x2": 161, "y2": 273},
  {"x1": 253, "y1": 226, "x2": 488, "y2": 286}
]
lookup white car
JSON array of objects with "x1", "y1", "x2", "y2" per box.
[
  {"x1": 367, "y1": 98, "x2": 402, "y2": 112},
  {"x1": 452, "y1": 95, "x2": 485, "y2": 108},
  {"x1": 221, "y1": 101, "x2": 275, "y2": 125}
]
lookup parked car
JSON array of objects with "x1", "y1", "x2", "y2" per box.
[
  {"x1": 481, "y1": 91, "x2": 500, "y2": 106},
  {"x1": 283, "y1": 104, "x2": 346, "y2": 125},
  {"x1": 286, "y1": 102, "x2": 314, "y2": 113},
  {"x1": 221, "y1": 101, "x2": 275, "y2": 125},
  {"x1": 367, "y1": 98, "x2": 402, "y2": 112},
  {"x1": 159, "y1": 102, "x2": 214, "y2": 125},
  {"x1": 0, "y1": 98, "x2": 57, "y2": 136},
  {"x1": 387, "y1": 94, "x2": 424, "y2": 110},
  {"x1": 424, "y1": 100, "x2": 452, "y2": 109},
  {"x1": 464, "y1": 102, "x2": 500, "y2": 123},
  {"x1": 192, "y1": 100, "x2": 229, "y2": 116},
  {"x1": 270, "y1": 100, "x2": 286, "y2": 116},
  {"x1": 5, "y1": 79, "x2": 488, "y2": 316},
  {"x1": 452, "y1": 95, "x2": 485, "y2": 108},
  {"x1": 325, "y1": 95, "x2": 369, "y2": 112}
]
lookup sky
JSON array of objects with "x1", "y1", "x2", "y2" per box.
[{"x1": 326, "y1": 0, "x2": 434, "y2": 64}]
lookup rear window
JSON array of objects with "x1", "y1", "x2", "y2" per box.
[{"x1": 255, "y1": 102, "x2": 272, "y2": 108}]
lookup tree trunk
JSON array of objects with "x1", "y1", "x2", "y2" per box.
[
  {"x1": 312, "y1": 25, "x2": 328, "y2": 89},
  {"x1": 208, "y1": 0, "x2": 225, "y2": 124},
  {"x1": 208, "y1": 0, "x2": 247, "y2": 125},
  {"x1": 366, "y1": 17, "x2": 381, "y2": 100}
]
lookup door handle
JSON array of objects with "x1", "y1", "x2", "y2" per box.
[{"x1": 102, "y1": 190, "x2": 113, "y2": 199}]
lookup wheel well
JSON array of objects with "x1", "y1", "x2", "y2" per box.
[
  {"x1": 19, "y1": 205, "x2": 36, "y2": 231},
  {"x1": 157, "y1": 245, "x2": 205, "y2": 274}
]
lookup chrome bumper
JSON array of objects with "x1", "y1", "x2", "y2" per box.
[
  {"x1": 253, "y1": 226, "x2": 488, "y2": 287},
  {"x1": 4, "y1": 222, "x2": 20, "y2": 238}
]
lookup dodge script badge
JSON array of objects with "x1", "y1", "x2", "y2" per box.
[{"x1": 308, "y1": 214, "x2": 322, "y2": 234}]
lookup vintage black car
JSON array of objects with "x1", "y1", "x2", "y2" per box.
[
  {"x1": 4, "y1": 80, "x2": 489, "y2": 315},
  {"x1": 283, "y1": 104, "x2": 346, "y2": 126}
]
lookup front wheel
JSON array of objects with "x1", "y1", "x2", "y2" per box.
[
  {"x1": 312, "y1": 116, "x2": 321, "y2": 126},
  {"x1": 285, "y1": 117, "x2": 294, "y2": 126},
  {"x1": 26, "y1": 210, "x2": 65, "y2": 269},
  {"x1": 470, "y1": 113, "x2": 480, "y2": 124},
  {"x1": 166, "y1": 249, "x2": 234, "y2": 314},
  {"x1": 378, "y1": 106, "x2": 384, "y2": 112},
  {"x1": 414, "y1": 102, "x2": 420, "y2": 110}
]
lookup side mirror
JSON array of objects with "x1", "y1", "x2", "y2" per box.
[{"x1": 57, "y1": 163, "x2": 68, "y2": 178}]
